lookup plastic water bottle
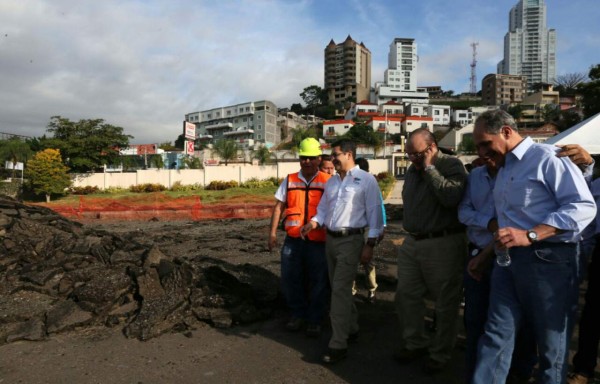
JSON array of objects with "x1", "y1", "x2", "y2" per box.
[{"x1": 495, "y1": 246, "x2": 511, "y2": 267}]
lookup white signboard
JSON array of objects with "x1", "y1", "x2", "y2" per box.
[{"x1": 184, "y1": 121, "x2": 196, "y2": 140}]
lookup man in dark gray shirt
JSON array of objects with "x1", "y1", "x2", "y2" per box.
[{"x1": 394, "y1": 128, "x2": 467, "y2": 374}]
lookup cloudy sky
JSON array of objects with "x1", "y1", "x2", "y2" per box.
[{"x1": 1, "y1": 0, "x2": 598, "y2": 144}]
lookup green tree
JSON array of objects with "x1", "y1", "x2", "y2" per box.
[
  {"x1": 541, "y1": 104, "x2": 560, "y2": 123},
  {"x1": 300, "y1": 85, "x2": 327, "y2": 110},
  {"x1": 556, "y1": 110, "x2": 582, "y2": 132},
  {"x1": 40, "y1": 116, "x2": 132, "y2": 172},
  {"x1": 290, "y1": 103, "x2": 304, "y2": 115},
  {"x1": 25, "y1": 148, "x2": 71, "y2": 202},
  {"x1": 0, "y1": 138, "x2": 32, "y2": 179},
  {"x1": 149, "y1": 154, "x2": 164, "y2": 169},
  {"x1": 253, "y1": 146, "x2": 275, "y2": 165},
  {"x1": 343, "y1": 123, "x2": 382, "y2": 157},
  {"x1": 579, "y1": 64, "x2": 600, "y2": 119},
  {"x1": 158, "y1": 141, "x2": 177, "y2": 151},
  {"x1": 507, "y1": 104, "x2": 523, "y2": 120},
  {"x1": 212, "y1": 139, "x2": 238, "y2": 165},
  {"x1": 457, "y1": 134, "x2": 476, "y2": 154},
  {"x1": 174, "y1": 134, "x2": 186, "y2": 150},
  {"x1": 181, "y1": 155, "x2": 202, "y2": 169}
]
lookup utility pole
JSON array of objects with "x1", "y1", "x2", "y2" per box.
[{"x1": 470, "y1": 42, "x2": 479, "y2": 94}]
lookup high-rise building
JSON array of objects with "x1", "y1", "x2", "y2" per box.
[
  {"x1": 374, "y1": 38, "x2": 429, "y2": 106},
  {"x1": 324, "y1": 35, "x2": 371, "y2": 106},
  {"x1": 385, "y1": 38, "x2": 418, "y2": 92},
  {"x1": 497, "y1": 0, "x2": 556, "y2": 89}
]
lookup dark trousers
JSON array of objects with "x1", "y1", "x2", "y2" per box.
[
  {"x1": 572, "y1": 241, "x2": 600, "y2": 378},
  {"x1": 280, "y1": 236, "x2": 329, "y2": 325}
]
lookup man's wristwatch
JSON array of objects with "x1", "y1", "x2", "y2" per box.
[
  {"x1": 526, "y1": 230, "x2": 538, "y2": 243},
  {"x1": 366, "y1": 239, "x2": 377, "y2": 247},
  {"x1": 424, "y1": 165, "x2": 436, "y2": 172}
]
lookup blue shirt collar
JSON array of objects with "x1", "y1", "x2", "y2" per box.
[{"x1": 509, "y1": 136, "x2": 533, "y2": 161}]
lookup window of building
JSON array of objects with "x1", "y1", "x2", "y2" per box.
[{"x1": 258, "y1": 125, "x2": 262, "y2": 130}]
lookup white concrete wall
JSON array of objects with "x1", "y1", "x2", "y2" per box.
[{"x1": 72, "y1": 160, "x2": 392, "y2": 190}]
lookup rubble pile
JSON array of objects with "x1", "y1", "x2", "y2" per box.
[{"x1": 0, "y1": 195, "x2": 280, "y2": 344}]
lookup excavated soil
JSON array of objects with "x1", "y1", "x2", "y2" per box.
[{"x1": 0, "y1": 195, "x2": 473, "y2": 384}]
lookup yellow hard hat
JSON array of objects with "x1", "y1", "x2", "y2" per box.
[{"x1": 298, "y1": 138, "x2": 322, "y2": 156}]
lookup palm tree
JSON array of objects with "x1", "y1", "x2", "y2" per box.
[
  {"x1": 181, "y1": 155, "x2": 202, "y2": 169},
  {"x1": 253, "y1": 146, "x2": 274, "y2": 165},
  {"x1": 212, "y1": 139, "x2": 238, "y2": 165},
  {"x1": 0, "y1": 138, "x2": 32, "y2": 179}
]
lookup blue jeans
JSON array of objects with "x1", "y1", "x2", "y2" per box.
[
  {"x1": 472, "y1": 242, "x2": 579, "y2": 384},
  {"x1": 280, "y1": 236, "x2": 329, "y2": 325},
  {"x1": 464, "y1": 245, "x2": 537, "y2": 383}
]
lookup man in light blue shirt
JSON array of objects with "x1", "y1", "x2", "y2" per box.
[
  {"x1": 301, "y1": 139, "x2": 384, "y2": 365},
  {"x1": 471, "y1": 110, "x2": 596, "y2": 384}
]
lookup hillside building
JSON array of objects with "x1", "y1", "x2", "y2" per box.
[{"x1": 324, "y1": 36, "x2": 372, "y2": 107}]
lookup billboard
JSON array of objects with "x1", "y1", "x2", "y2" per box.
[{"x1": 184, "y1": 121, "x2": 196, "y2": 140}]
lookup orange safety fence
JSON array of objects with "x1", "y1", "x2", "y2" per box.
[{"x1": 42, "y1": 194, "x2": 273, "y2": 222}]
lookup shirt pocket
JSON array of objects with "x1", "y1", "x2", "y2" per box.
[
  {"x1": 341, "y1": 185, "x2": 359, "y2": 203},
  {"x1": 509, "y1": 176, "x2": 546, "y2": 207}
]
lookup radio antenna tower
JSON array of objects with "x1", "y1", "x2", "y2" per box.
[{"x1": 470, "y1": 42, "x2": 479, "y2": 94}]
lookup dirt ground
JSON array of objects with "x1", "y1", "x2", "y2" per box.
[{"x1": 0, "y1": 216, "x2": 474, "y2": 384}]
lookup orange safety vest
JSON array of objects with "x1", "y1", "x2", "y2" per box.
[{"x1": 283, "y1": 171, "x2": 330, "y2": 242}]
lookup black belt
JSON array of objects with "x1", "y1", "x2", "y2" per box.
[
  {"x1": 410, "y1": 227, "x2": 464, "y2": 241},
  {"x1": 326, "y1": 228, "x2": 365, "y2": 237}
]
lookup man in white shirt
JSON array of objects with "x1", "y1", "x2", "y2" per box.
[{"x1": 301, "y1": 139, "x2": 384, "y2": 364}]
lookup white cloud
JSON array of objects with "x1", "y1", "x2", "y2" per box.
[{"x1": 0, "y1": 0, "x2": 598, "y2": 144}]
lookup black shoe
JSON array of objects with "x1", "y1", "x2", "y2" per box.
[
  {"x1": 393, "y1": 347, "x2": 428, "y2": 364},
  {"x1": 321, "y1": 348, "x2": 347, "y2": 364},
  {"x1": 305, "y1": 324, "x2": 321, "y2": 338},
  {"x1": 347, "y1": 331, "x2": 359, "y2": 343},
  {"x1": 422, "y1": 358, "x2": 446, "y2": 374},
  {"x1": 367, "y1": 291, "x2": 376, "y2": 304}
]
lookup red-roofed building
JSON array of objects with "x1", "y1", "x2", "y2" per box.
[
  {"x1": 322, "y1": 119, "x2": 355, "y2": 138},
  {"x1": 403, "y1": 116, "x2": 434, "y2": 133},
  {"x1": 366, "y1": 116, "x2": 403, "y2": 135}
]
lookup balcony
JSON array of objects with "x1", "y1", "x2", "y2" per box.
[
  {"x1": 205, "y1": 122, "x2": 233, "y2": 130},
  {"x1": 224, "y1": 128, "x2": 254, "y2": 136}
]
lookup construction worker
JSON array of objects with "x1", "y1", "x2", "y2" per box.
[{"x1": 268, "y1": 137, "x2": 331, "y2": 337}]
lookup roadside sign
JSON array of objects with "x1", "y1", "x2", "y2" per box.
[
  {"x1": 184, "y1": 121, "x2": 196, "y2": 140},
  {"x1": 186, "y1": 140, "x2": 194, "y2": 155}
]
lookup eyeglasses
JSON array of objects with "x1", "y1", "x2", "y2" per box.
[
  {"x1": 331, "y1": 152, "x2": 346, "y2": 158},
  {"x1": 299, "y1": 156, "x2": 318, "y2": 161},
  {"x1": 406, "y1": 145, "x2": 431, "y2": 160}
]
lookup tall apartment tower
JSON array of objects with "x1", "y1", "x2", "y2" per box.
[
  {"x1": 373, "y1": 38, "x2": 428, "y2": 106},
  {"x1": 324, "y1": 35, "x2": 371, "y2": 106},
  {"x1": 497, "y1": 0, "x2": 556, "y2": 89},
  {"x1": 385, "y1": 38, "x2": 418, "y2": 92}
]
